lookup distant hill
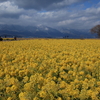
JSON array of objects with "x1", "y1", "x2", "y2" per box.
[{"x1": 0, "y1": 24, "x2": 97, "y2": 38}]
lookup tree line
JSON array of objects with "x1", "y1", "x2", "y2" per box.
[{"x1": 0, "y1": 36, "x2": 17, "y2": 41}]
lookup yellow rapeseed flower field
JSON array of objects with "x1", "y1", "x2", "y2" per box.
[{"x1": 0, "y1": 39, "x2": 100, "y2": 100}]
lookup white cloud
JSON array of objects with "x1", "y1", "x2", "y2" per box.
[
  {"x1": 58, "y1": 19, "x2": 75, "y2": 26},
  {"x1": 0, "y1": 0, "x2": 99, "y2": 29},
  {"x1": 20, "y1": 15, "x2": 32, "y2": 19},
  {"x1": 79, "y1": 17, "x2": 88, "y2": 21},
  {"x1": 0, "y1": 1, "x2": 23, "y2": 13}
]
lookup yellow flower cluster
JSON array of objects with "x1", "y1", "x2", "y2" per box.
[
  {"x1": 3, "y1": 38, "x2": 15, "y2": 41},
  {"x1": 0, "y1": 39, "x2": 100, "y2": 100}
]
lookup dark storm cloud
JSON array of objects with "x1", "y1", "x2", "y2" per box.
[
  {"x1": 0, "y1": 13, "x2": 22, "y2": 18},
  {"x1": 0, "y1": 0, "x2": 7, "y2": 2},
  {"x1": 11, "y1": 0, "x2": 62, "y2": 10},
  {"x1": 10, "y1": 0, "x2": 89, "y2": 10}
]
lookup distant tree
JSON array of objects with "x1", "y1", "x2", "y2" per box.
[
  {"x1": 14, "y1": 36, "x2": 17, "y2": 40},
  {"x1": 63, "y1": 35, "x2": 69, "y2": 38},
  {"x1": 0, "y1": 36, "x2": 3, "y2": 41},
  {"x1": 90, "y1": 25, "x2": 100, "y2": 38}
]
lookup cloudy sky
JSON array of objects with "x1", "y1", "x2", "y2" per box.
[{"x1": 0, "y1": 0, "x2": 100, "y2": 29}]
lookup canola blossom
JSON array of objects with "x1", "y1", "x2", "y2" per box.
[{"x1": 0, "y1": 39, "x2": 100, "y2": 100}]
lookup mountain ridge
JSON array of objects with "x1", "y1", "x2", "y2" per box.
[{"x1": 0, "y1": 24, "x2": 96, "y2": 38}]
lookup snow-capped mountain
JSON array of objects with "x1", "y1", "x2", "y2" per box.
[
  {"x1": 0, "y1": 24, "x2": 96, "y2": 38},
  {"x1": 0, "y1": 24, "x2": 63, "y2": 38}
]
